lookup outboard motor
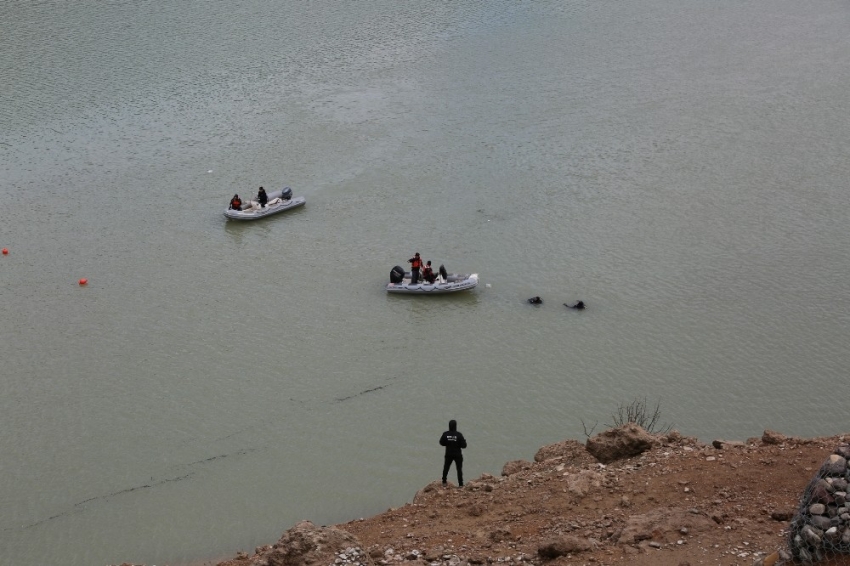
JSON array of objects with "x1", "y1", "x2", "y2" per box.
[
  {"x1": 390, "y1": 265, "x2": 405, "y2": 284},
  {"x1": 439, "y1": 264, "x2": 448, "y2": 282},
  {"x1": 280, "y1": 187, "x2": 293, "y2": 200}
]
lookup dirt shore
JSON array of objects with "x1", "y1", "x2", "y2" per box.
[
  {"x1": 333, "y1": 431, "x2": 850, "y2": 566},
  {"x1": 145, "y1": 430, "x2": 850, "y2": 566}
]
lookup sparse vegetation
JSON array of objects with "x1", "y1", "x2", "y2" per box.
[
  {"x1": 580, "y1": 420, "x2": 597, "y2": 438},
  {"x1": 605, "y1": 396, "x2": 672, "y2": 435}
]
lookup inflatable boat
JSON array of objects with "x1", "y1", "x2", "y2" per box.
[
  {"x1": 223, "y1": 187, "x2": 305, "y2": 220},
  {"x1": 385, "y1": 265, "x2": 479, "y2": 294}
]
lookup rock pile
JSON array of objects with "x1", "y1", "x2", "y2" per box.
[
  {"x1": 333, "y1": 546, "x2": 371, "y2": 566},
  {"x1": 787, "y1": 443, "x2": 850, "y2": 563},
  {"x1": 257, "y1": 520, "x2": 374, "y2": 566}
]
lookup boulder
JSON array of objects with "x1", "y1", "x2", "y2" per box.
[
  {"x1": 585, "y1": 424, "x2": 656, "y2": 464},
  {"x1": 762, "y1": 430, "x2": 788, "y2": 445}
]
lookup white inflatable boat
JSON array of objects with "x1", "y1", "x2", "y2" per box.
[{"x1": 223, "y1": 187, "x2": 305, "y2": 220}]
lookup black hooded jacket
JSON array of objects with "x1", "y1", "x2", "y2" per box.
[{"x1": 439, "y1": 420, "x2": 467, "y2": 457}]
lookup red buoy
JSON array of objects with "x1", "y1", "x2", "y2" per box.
[
  {"x1": 79, "y1": 278, "x2": 88, "y2": 285},
  {"x1": 1, "y1": 248, "x2": 7, "y2": 255}
]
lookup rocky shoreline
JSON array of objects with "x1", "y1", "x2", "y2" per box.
[{"x1": 116, "y1": 426, "x2": 850, "y2": 566}]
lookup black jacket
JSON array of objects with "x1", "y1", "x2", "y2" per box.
[{"x1": 439, "y1": 420, "x2": 467, "y2": 457}]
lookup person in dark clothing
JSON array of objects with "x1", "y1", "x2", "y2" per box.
[
  {"x1": 528, "y1": 296, "x2": 543, "y2": 305},
  {"x1": 408, "y1": 252, "x2": 423, "y2": 284},
  {"x1": 229, "y1": 194, "x2": 242, "y2": 211},
  {"x1": 439, "y1": 419, "x2": 467, "y2": 487},
  {"x1": 257, "y1": 186, "x2": 268, "y2": 208},
  {"x1": 564, "y1": 300, "x2": 585, "y2": 310}
]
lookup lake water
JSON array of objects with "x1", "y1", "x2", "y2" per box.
[{"x1": 2, "y1": 1, "x2": 849, "y2": 564}]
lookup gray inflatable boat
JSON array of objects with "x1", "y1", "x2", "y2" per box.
[
  {"x1": 386, "y1": 266, "x2": 478, "y2": 294},
  {"x1": 223, "y1": 187, "x2": 305, "y2": 220}
]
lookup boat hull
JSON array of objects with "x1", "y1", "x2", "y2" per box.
[{"x1": 386, "y1": 273, "x2": 478, "y2": 294}]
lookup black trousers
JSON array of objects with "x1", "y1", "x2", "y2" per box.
[
  {"x1": 411, "y1": 268, "x2": 420, "y2": 284},
  {"x1": 442, "y1": 454, "x2": 463, "y2": 485}
]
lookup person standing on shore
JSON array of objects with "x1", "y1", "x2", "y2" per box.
[{"x1": 439, "y1": 419, "x2": 467, "y2": 487}]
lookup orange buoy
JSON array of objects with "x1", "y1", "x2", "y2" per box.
[
  {"x1": 79, "y1": 278, "x2": 88, "y2": 285},
  {"x1": 1, "y1": 248, "x2": 7, "y2": 255}
]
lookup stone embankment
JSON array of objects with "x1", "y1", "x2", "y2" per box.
[{"x1": 786, "y1": 444, "x2": 850, "y2": 563}]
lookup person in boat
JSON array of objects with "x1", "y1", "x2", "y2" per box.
[
  {"x1": 229, "y1": 194, "x2": 242, "y2": 211},
  {"x1": 257, "y1": 187, "x2": 268, "y2": 208},
  {"x1": 564, "y1": 300, "x2": 585, "y2": 310},
  {"x1": 422, "y1": 260, "x2": 436, "y2": 284},
  {"x1": 528, "y1": 296, "x2": 543, "y2": 305},
  {"x1": 408, "y1": 252, "x2": 423, "y2": 284}
]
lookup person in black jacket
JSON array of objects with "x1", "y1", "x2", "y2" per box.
[
  {"x1": 257, "y1": 186, "x2": 268, "y2": 208},
  {"x1": 439, "y1": 419, "x2": 467, "y2": 487}
]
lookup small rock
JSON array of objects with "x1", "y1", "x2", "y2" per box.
[{"x1": 770, "y1": 510, "x2": 793, "y2": 521}]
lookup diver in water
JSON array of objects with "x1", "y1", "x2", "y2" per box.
[
  {"x1": 564, "y1": 300, "x2": 585, "y2": 310},
  {"x1": 527, "y1": 296, "x2": 543, "y2": 305}
]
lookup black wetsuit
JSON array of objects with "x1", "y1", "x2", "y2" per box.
[{"x1": 439, "y1": 420, "x2": 467, "y2": 486}]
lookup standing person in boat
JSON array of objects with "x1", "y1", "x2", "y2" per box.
[
  {"x1": 408, "y1": 252, "x2": 423, "y2": 284},
  {"x1": 229, "y1": 194, "x2": 242, "y2": 211},
  {"x1": 440, "y1": 419, "x2": 467, "y2": 487},
  {"x1": 422, "y1": 260, "x2": 436, "y2": 284},
  {"x1": 257, "y1": 186, "x2": 268, "y2": 208}
]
